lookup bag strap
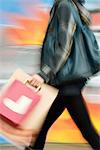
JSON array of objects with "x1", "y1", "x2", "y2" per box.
[
  {"x1": 71, "y1": 0, "x2": 91, "y2": 26},
  {"x1": 70, "y1": 0, "x2": 82, "y2": 28}
]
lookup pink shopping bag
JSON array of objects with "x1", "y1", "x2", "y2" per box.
[
  {"x1": 0, "y1": 69, "x2": 58, "y2": 149},
  {"x1": 0, "y1": 79, "x2": 41, "y2": 125}
]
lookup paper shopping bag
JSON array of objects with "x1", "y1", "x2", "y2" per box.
[
  {"x1": 0, "y1": 80, "x2": 41, "y2": 125},
  {"x1": 0, "y1": 69, "x2": 59, "y2": 149}
]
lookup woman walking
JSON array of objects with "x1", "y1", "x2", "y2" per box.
[{"x1": 26, "y1": 0, "x2": 100, "y2": 149}]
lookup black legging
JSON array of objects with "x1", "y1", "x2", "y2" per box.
[{"x1": 28, "y1": 91, "x2": 100, "y2": 150}]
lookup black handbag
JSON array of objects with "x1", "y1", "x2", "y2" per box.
[
  {"x1": 71, "y1": 0, "x2": 100, "y2": 75},
  {"x1": 53, "y1": 1, "x2": 100, "y2": 85}
]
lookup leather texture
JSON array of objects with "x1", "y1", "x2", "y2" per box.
[{"x1": 49, "y1": 0, "x2": 100, "y2": 86}]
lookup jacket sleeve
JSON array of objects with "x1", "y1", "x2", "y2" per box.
[{"x1": 38, "y1": 2, "x2": 76, "y2": 83}]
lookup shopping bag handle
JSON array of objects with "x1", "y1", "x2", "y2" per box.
[{"x1": 25, "y1": 80, "x2": 41, "y2": 92}]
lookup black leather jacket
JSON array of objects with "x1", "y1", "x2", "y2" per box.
[{"x1": 38, "y1": 0, "x2": 99, "y2": 86}]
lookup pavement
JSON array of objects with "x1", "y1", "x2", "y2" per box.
[{"x1": 0, "y1": 143, "x2": 92, "y2": 150}]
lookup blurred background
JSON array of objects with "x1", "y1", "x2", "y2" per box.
[{"x1": 0, "y1": 0, "x2": 100, "y2": 146}]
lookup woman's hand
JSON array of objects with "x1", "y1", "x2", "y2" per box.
[{"x1": 28, "y1": 74, "x2": 44, "y2": 89}]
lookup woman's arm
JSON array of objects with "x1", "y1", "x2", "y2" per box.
[{"x1": 39, "y1": 1, "x2": 76, "y2": 83}]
